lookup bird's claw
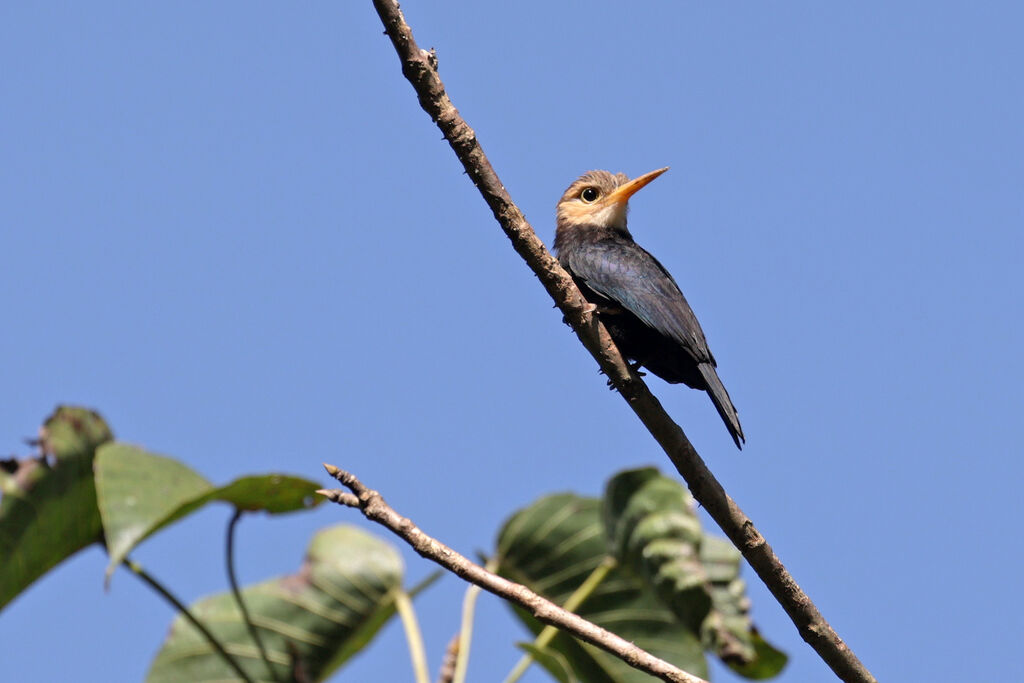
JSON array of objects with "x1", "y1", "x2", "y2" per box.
[{"x1": 599, "y1": 363, "x2": 644, "y2": 390}]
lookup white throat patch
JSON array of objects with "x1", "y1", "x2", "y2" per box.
[{"x1": 590, "y1": 201, "x2": 629, "y2": 230}]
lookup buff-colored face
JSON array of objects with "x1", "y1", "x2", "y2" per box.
[{"x1": 556, "y1": 167, "x2": 669, "y2": 230}]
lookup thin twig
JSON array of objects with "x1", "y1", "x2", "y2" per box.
[
  {"x1": 226, "y1": 510, "x2": 280, "y2": 683},
  {"x1": 124, "y1": 557, "x2": 255, "y2": 683},
  {"x1": 318, "y1": 466, "x2": 709, "y2": 683},
  {"x1": 366, "y1": 2, "x2": 876, "y2": 681},
  {"x1": 395, "y1": 590, "x2": 431, "y2": 683}
]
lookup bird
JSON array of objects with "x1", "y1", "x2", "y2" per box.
[{"x1": 553, "y1": 167, "x2": 745, "y2": 448}]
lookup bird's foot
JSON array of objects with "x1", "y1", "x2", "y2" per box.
[{"x1": 600, "y1": 363, "x2": 645, "y2": 389}]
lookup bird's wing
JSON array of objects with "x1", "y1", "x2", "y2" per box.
[{"x1": 564, "y1": 237, "x2": 714, "y2": 363}]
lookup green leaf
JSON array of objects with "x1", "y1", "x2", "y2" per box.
[
  {"x1": 497, "y1": 468, "x2": 788, "y2": 681},
  {"x1": 95, "y1": 444, "x2": 323, "y2": 581},
  {"x1": 207, "y1": 475, "x2": 322, "y2": 514},
  {"x1": 603, "y1": 467, "x2": 712, "y2": 632},
  {"x1": 606, "y1": 468, "x2": 786, "y2": 679},
  {"x1": 95, "y1": 444, "x2": 213, "y2": 580},
  {"x1": 516, "y1": 643, "x2": 579, "y2": 683},
  {"x1": 699, "y1": 536, "x2": 787, "y2": 679},
  {"x1": 145, "y1": 524, "x2": 416, "y2": 683},
  {"x1": 726, "y1": 630, "x2": 789, "y2": 680},
  {"x1": 0, "y1": 407, "x2": 113, "y2": 610},
  {"x1": 496, "y1": 493, "x2": 708, "y2": 682}
]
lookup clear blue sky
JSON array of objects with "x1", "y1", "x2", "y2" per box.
[{"x1": 2, "y1": 3, "x2": 1021, "y2": 681}]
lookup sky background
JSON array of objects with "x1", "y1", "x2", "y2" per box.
[{"x1": 2, "y1": 2, "x2": 1022, "y2": 682}]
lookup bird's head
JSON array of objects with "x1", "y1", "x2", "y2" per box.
[{"x1": 556, "y1": 167, "x2": 669, "y2": 232}]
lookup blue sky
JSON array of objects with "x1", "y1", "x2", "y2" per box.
[{"x1": 2, "y1": 2, "x2": 1022, "y2": 681}]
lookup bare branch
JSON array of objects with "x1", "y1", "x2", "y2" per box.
[
  {"x1": 318, "y1": 465, "x2": 709, "y2": 683},
  {"x1": 367, "y1": 2, "x2": 876, "y2": 681}
]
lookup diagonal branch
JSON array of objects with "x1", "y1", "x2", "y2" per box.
[
  {"x1": 367, "y1": 1, "x2": 876, "y2": 681},
  {"x1": 318, "y1": 465, "x2": 709, "y2": 683}
]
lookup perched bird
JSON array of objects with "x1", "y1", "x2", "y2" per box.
[{"x1": 554, "y1": 168, "x2": 745, "y2": 448}]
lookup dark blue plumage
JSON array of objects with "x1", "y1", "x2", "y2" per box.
[{"x1": 554, "y1": 169, "x2": 745, "y2": 448}]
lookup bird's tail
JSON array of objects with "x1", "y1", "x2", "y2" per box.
[{"x1": 698, "y1": 363, "x2": 745, "y2": 449}]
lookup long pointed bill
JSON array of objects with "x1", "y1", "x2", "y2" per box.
[{"x1": 604, "y1": 167, "x2": 669, "y2": 206}]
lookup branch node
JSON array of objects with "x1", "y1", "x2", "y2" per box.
[
  {"x1": 420, "y1": 47, "x2": 438, "y2": 70},
  {"x1": 316, "y1": 488, "x2": 361, "y2": 508}
]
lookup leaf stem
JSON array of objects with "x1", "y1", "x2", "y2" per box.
[
  {"x1": 123, "y1": 556, "x2": 255, "y2": 683},
  {"x1": 502, "y1": 556, "x2": 617, "y2": 683},
  {"x1": 395, "y1": 590, "x2": 430, "y2": 683},
  {"x1": 453, "y1": 586, "x2": 481, "y2": 683},
  {"x1": 227, "y1": 509, "x2": 281, "y2": 682}
]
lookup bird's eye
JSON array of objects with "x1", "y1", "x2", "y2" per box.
[{"x1": 580, "y1": 187, "x2": 600, "y2": 203}]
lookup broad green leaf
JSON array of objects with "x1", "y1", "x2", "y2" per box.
[
  {"x1": 517, "y1": 643, "x2": 579, "y2": 683},
  {"x1": 604, "y1": 468, "x2": 711, "y2": 632},
  {"x1": 145, "y1": 524, "x2": 418, "y2": 683},
  {"x1": 606, "y1": 468, "x2": 787, "y2": 679},
  {"x1": 0, "y1": 407, "x2": 113, "y2": 610},
  {"x1": 496, "y1": 493, "x2": 708, "y2": 682},
  {"x1": 96, "y1": 444, "x2": 213, "y2": 580},
  {"x1": 724, "y1": 630, "x2": 789, "y2": 680},
  {"x1": 207, "y1": 475, "x2": 322, "y2": 514},
  {"x1": 95, "y1": 445, "x2": 322, "y2": 581},
  {"x1": 699, "y1": 536, "x2": 787, "y2": 679},
  {"x1": 498, "y1": 468, "x2": 787, "y2": 682}
]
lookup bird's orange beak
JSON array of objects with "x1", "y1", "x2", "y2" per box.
[{"x1": 604, "y1": 167, "x2": 669, "y2": 206}]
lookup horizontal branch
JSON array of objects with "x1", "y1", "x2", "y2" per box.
[
  {"x1": 319, "y1": 464, "x2": 708, "y2": 683},
  {"x1": 367, "y1": 1, "x2": 875, "y2": 681}
]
